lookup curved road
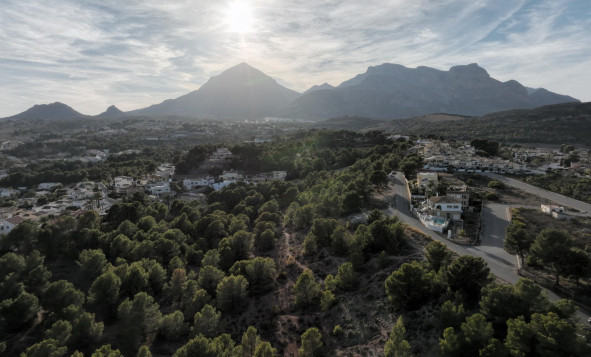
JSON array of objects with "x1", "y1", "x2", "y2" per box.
[{"x1": 388, "y1": 171, "x2": 590, "y2": 323}]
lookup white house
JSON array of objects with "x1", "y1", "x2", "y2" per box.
[
  {"x1": 67, "y1": 187, "x2": 95, "y2": 200},
  {"x1": 446, "y1": 186, "x2": 470, "y2": 209},
  {"x1": 220, "y1": 171, "x2": 243, "y2": 181},
  {"x1": 114, "y1": 176, "x2": 134, "y2": 193},
  {"x1": 147, "y1": 181, "x2": 171, "y2": 195},
  {"x1": 0, "y1": 216, "x2": 26, "y2": 235},
  {"x1": 38, "y1": 182, "x2": 61, "y2": 190},
  {"x1": 154, "y1": 164, "x2": 175, "y2": 180},
  {"x1": 272, "y1": 171, "x2": 287, "y2": 180},
  {"x1": 212, "y1": 181, "x2": 233, "y2": 191},
  {"x1": 0, "y1": 187, "x2": 16, "y2": 198},
  {"x1": 183, "y1": 177, "x2": 215, "y2": 190},
  {"x1": 427, "y1": 196, "x2": 462, "y2": 220}
]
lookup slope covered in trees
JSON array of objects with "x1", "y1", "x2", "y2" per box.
[
  {"x1": 378, "y1": 102, "x2": 591, "y2": 145},
  {"x1": 1, "y1": 131, "x2": 589, "y2": 356}
]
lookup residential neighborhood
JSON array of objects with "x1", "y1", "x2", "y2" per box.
[{"x1": 0, "y1": 146, "x2": 288, "y2": 229}]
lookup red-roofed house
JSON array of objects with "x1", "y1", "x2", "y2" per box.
[{"x1": 0, "y1": 216, "x2": 26, "y2": 235}]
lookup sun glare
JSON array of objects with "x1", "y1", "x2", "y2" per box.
[{"x1": 226, "y1": 1, "x2": 254, "y2": 33}]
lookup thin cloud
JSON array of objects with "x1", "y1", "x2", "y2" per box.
[{"x1": 0, "y1": 0, "x2": 589, "y2": 116}]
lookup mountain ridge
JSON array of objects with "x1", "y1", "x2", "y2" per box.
[
  {"x1": 278, "y1": 63, "x2": 578, "y2": 120},
  {"x1": 2, "y1": 62, "x2": 579, "y2": 121},
  {"x1": 370, "y1": 102, "x2": 591, "y2": 145}
]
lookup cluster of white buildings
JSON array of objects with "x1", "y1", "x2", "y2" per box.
[
  {"x1": 419, "y1": 140, "x2": 591, "y2": 175},
  {"x1": 183, "y1": 170, "x2": 287, "y2": 192},
  {"x1": 420, "y1": 140, "x2": 528, "y2": 173},
  {"x1": 113, "y1": 164, "x2": 176, "y2": 196},
  {"x1": 0, "y1": 153, "x2": 291, "y2": 234},
  {"x1": 0, "y1": 180, "x2": 106, "y2": 228}
]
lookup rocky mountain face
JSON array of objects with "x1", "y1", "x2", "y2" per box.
[
  {"x1": 129, "y1": 63, "x2": 300, "y2": 119},
  {"x1": 3, "y1": 102, "x2": 86, "y2": 120},
  {"x1": 277, "y1": 63, "x2": 579, "y2": 120}
]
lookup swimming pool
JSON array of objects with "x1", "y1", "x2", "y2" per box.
[{"x1": 430, "y1": 217, "x2": 447, "y2": 225}]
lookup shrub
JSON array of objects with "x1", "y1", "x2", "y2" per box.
[
  {"x1": 484, "y1": 192, "x2": 499, "y2": 201},
  {"x1": 487, "y1": 181, "x2": 505, "y2": 189}
]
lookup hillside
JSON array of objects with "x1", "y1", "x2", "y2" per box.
[
  {"x1": 312, "y1": 116, "x2": 385, "y2": 130},
  {"x1": 1, "y1": 131, "x2": 589, "y2": 356},
  {"x1": 377, "y1": 102, "x2": 591, "y2": 145}
]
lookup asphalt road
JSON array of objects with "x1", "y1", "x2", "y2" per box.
[
  {"x1": 483, "y1": 172, "x2": 591, "y2": 216},
  {"x1": 388, "y1": 171, "x2": 590, "y2": 323}
]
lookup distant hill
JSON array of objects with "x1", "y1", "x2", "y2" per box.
[
  {"x1": 372, "y1": 113, "x2": 472, "y2": 131},
  {"x1": 377, "y1": 102, "x2": 591, "y2": 145},
  {"x1": 312, "y1": 116, "x2": 385, "y2": 130},
  {"x1": 129, "y1": 63, "x2": 300, "y2": 119},
  {"x1": 278, "y1": 63, "x2": 579, "y2": 121},
  {"x1": 97, "y1": 105, "x2": 124, "y2": 118},
  {"x1": 3, "y1": 102, "x2": 86, "y2": 120}
]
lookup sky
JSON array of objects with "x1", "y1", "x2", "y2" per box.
[{"x1": 1, "y1": 0, "x2": 590, "y2": 117}]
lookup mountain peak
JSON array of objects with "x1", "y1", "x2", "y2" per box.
[
  {"x1": 97, "y1": 105, "x2": 124, "y2": 117},
  {"x1": 130, "y1": 63, "x2": 300, "y2": 119},
  {"x1": 303, "y1": 83, "x2": 334, "y2": 95},
  {"x1": 218, "y1": 62, "x2": 267, "y2": 79},
  {"x1": 449, "y1": 63, "x2": 490, "y2": 78}
]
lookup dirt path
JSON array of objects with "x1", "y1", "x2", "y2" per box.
[{"x1": 274, "y1": 229, "x2": 312, "y2": 356}]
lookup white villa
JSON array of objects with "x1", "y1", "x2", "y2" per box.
[
  {"x1": 147, "y1": 181, "x2": 171, "y2": 195},
  {"x1": 154, "y1": 164, "x2": 175, "y2": 180},
  {"x1": 446, "y1": 185, "x2": 470, "y2": 210},
  {"x1": 220, "y1": 171, "x2": 244, "y2": 182},
  {"x1": 427, "y1": 196, "x2": 463, "y2": 221},
  {"x1": 183, "y1": 177, "x2": 215, "y2": 190},
  {"x1": 114, "y1": 176, "x2": 134, "y2": 193}
]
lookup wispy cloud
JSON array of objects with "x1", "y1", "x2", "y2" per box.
[{"x1": 0, "y1": 0, "x2": 589, "y2": 116}]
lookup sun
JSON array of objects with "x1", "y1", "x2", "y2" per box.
[{"x1": 225, "y1": 1, "x2": 254, "y2": 33}]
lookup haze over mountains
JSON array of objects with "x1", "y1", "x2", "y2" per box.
[{"x1": 3, "y1": 62, "x2": 580, "y2": 122}]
